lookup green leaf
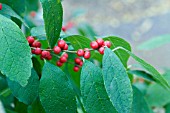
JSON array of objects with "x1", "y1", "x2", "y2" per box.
[
  {"x1": 102, "y1": 48, "x2": 133, "y2": 113},
  {"x1": 26, "y1": 0, "x2": 39, "y2": 13},
  {"x1": 133, "y1": 83, "x2": 148, "y2": 95},
  {"x1": 32, "y1": 57, "x2": 44, "y2": 76},
  {"x1": 40, "y1": 0, "x2": 63, "y2": 48},
  {"x1": 138, "y1": 34, "x2": 170, "y2": 50},
  {"x1": 0, "y1": 88, "x2": 11, "y2": 97},
  {"x1": 5, "y1": 109, "x2": 18, "y2": 113},
  {"x1": 146, "y1": 83, "x2": 170, "y2": 107},
  {"x1": 0, "y1": 76, "x2": 8, "y2": 91},
  {"x1": 7, "y1": 69, "x2": 39, "y2": 105},
  {"x1": 27, "y1": 99, "x2": 46, "y2": 113},
  {"x1": 128, "y1": 70, "x2": 155, "y2": 82},
  {"x1": 77, "y1": 23, "x2": 97, "y2": 40},
  {"x1": 81, "y1": 61, "x2": 117, "y2": 113},
  {"x1": 14, "y1": 100, "x2": 28, "y2": 113},
  {"x1": 103, "y1": 36, "x2": 131, "y2": 67},
  {"x1": 0, "y1": 14, "x2": 32, "y2": 87},
  {"x1": 30, "y1": 26, "x2": 46, "y2": 40},
  {"x1": 117, "y1": 47, "x2": 170, "y2": 89},
  {"x1": 39, "y1": 62, "x2": 76, "y2": 113},
  {"x1": 66, "y1": 35, "x2": 91, "y2": 49},
  {"x1": 0, "y1": 4, "x2": 28, "y2": 27},
  {"x1": 0, "y1": 0, "x2": 25, "y2": 16},
  {"x1": 131, "y1": 86, "x2": 152, "y2": 113},
  {"x1": 165, "y1": 103, "x2": 170, "y2": 113}
]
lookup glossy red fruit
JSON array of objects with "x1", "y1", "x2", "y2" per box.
[
  {"x1": 32, "y1": 41, "x2": 41, "y2": 48},
  {"x1": 96, "y1": 38, "x2": 104, "y2": 47},
  {"x1": 90, "y1": 41, "x2": 99, "y2": 49},
  {"x1": 62, "y1": 26, "x2": 67, "y2": 32},
  {"x1": 63, "y1": 53, "x2": 68, "y2": 58},
  {"x1": 56, "y1": 61, "x2": 63, "y2": 67},
  {"x1": 27, "y1": 36, "x2": 34, "y2": 44},
  {"x1": 103, "y1": 41, "x2": 111, "y2": 48},
  {"x1": 30, "y1": 11, "x2": 36, "y2": 17},
  {"x1": 46, "y1": 55, "x2": 52, "y2": 60},
  {"x1": 31, "y1": 49, "x2": 35, "y2": 54},
  {"x1": 53, "y1": 46, "x2": 61, "y2": 54},
  {"x1": 58, "y1": 40, "x2": 66, "y2": 48},
  {"x1": 34, "y1": 48, "x2": 42, "y2": 55},
  {"x1": 73, "y1": 66, "x2": 79, "y2": 72},
  {"x1": 77, "y1": 49, "x2": 84, "y2": 56},
  {"x1": 75, "y1": 58, "x2": 81, "y2": 64},
  {"x1": 59, "y1": 56, "x2": 67, "y2": 63},
  {"x1": 84, "y1": 51, "x2": 91, "y2": 59},
  {"x1": 63, "y1": 44, "x2": 68, "y2": 50},
  {"x1": 98, "y1": 47, "x2": 105, "y2": 55},
  {"x1": 41, "y1": 51, "x2": 50, "y2": 58},
  {"x1": 79, "y1": 61, "x2": 83, "y2": 66},
  {"x1": 0, "y1": 3, "x2": 2, "y2": 10}
]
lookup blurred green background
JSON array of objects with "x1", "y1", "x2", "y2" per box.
[{"x1": 62, "y1": 0, "x2": 170, "y2": 70}]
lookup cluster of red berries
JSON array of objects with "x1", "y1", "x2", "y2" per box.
[
  {"x1": 27, "y1": 36, "x2": 52, "y2": 60},
  {"x1": 0, "y1": 3, "x2": 2, "y2": 10},
  {"x1": 26, "y1": 36, "x2": 111, "y2": 72},
  {"x1": 73, "y1": 57, "x2": 83, "y2": 72},
  {"x1": 76, "y1": 48, "x2": 91, "y2": 59},
  {"x1": 53, "y1": 40, "x2": 69, "y2": 67},
  {"x1": 90, "y1": 38, "x2": 111, "y2": 54}
]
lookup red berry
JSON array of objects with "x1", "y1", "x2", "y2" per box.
[
  {"x1": 46, "y1": 55, "x2": 52, "y2": 60},
  {"x1": 30, "y1": 11, "x2": 36, "y2": 17},
  {"x1": 32, "y1": 41, "x2": 41, "y2": 48},
  {"x1": 73, "y1": 66, "x2": 79, "y2": 72},
  {"x1": 63, "y1": 53, "x2": 68, "y2": 58},
  {"x1": 41, "y1": 51, "x2": 50, "y2": 58},
  {"x1": 96, "y1": 38, "x2": 104, "y2": 47},
  {"x1": 103, "y1": 41, "x2": 111, "y2": 48},
  {"x1": 84, "y1": 51, "x2": 91, "y2": 59},
  {"x1": 79, "y1": 61, "x2": 83, "y2": 66},
  {"x1": 63, "y1": 44, "x2": 68, "y2": 50},
  {"x1": 0, "y1": 3, "x2": 2, "y2": 10},
  {"x1": 77, "y1": 49, "x2": 84, "y2": 56},
  {"x1": 62, "y1": 26, "x2": 67, "y2": 32},
  {"x1": 53, "y1": 46, "x2": 61, "y2": 54},
  {"x1": 31, "y1": 49, "x2": 35, "y2": 54},
  {"x1": 90, "y1": 41, "x2": 99, "y2": 49},
  {"x1": 34, "y1": 48, "x2": 42, "y2": 55},
  {"x1": 75, "y1": 58, "x2": 81, "y2": 64},
  {"x1": 27, "y1": 36, "x2": 34, "y2": 44},
  {"x1": 98, "y1": 47, "x2": 105, "y2": 55},
  {"x1": 56, "y1": 61, "x2": 63, "y2": 67},
  {"x1": 58, "y1": 40, "x2": 66, "y2": 49},
  {"x1": 59, "y1": 56, "x2": 67, "y2": 63}
]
